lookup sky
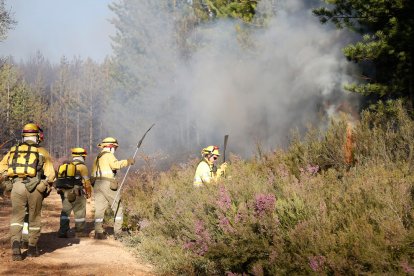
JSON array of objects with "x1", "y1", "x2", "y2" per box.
[{"x1": 0, "y1": 0, "x2": 115, "y2": 63}]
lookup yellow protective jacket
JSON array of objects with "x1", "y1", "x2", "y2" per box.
[
  {"x1": 91, "y1": 149, "x2": 128, "y2": 181},
  {"x1": 0, "y1": 141, "x2": 56, "y2": 184},
  {"x1": 193, "y1": 159, "x2": 225, "y2": 187}
]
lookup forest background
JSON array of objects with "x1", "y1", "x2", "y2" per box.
[{"x1": 1, "y1": 0, "x2": 414, "y2": 274}]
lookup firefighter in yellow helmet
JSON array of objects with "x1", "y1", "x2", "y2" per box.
[
  {"x1": 56, "y1": 147, "x2": 92, "y2": 238},
  {"x1": 91, "y1": 137, "x2": 134, "y2": 239},
  {"x1": 193, "y1": 145, "x2": 227, "y2": 187},
  {"x1": 0, "y1": 123, "x2": 56, "y2": 261}
]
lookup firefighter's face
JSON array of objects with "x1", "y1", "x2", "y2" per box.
[{"x1": 209, "y1": 154, "x2": 218, "y2": 163}]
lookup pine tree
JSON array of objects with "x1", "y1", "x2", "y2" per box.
[
  {"x1": 0, "y1": 0, "x2": 15, "y2": 41},
  {"x1": 313, "y1": 0, "x2": 414, "y2": 107}
]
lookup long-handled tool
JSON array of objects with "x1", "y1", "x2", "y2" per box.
[
  {"x1": 0, "y1": 138, "x2": 16, "y2": 150},
  {"x1": 223, "y1": 134, "x2": 229, "y2": 163},
  {"x1": 111, "y1": 124, "x2": 155, "y2": 212}
]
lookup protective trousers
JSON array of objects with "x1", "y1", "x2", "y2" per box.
[
  {"x1": 94, "y1": 179, "x2": 123, "y2": 234},
  {"x1": 58, "y1": 187, "x2": 86, "y2": 235},
  {"x1": 10, "y1": 180, "x2": 43, "y2": 247},
  {"x1": 22, "y1": 206, "x2": 29, "y2": 243}
]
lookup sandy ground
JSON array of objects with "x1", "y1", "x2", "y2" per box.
[{"x1": 0, "y1": 191, "x2": 154, "y2": 276}]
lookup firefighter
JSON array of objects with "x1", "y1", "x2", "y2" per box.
[
  {"x1": 193, "y1": 145, "x2": 227, "y2": 187},
  {"x1": 0, "y1": 123, "x2": 55, "y2": 261},
  {"x1": 56, "y1": 147, "x2": 92, "y2": 238},
  {"x1": 91, "y1": 137, "x2": 134, "y2": 240}
]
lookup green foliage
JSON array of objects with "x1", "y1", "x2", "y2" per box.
[
  {"x1": 0, "y1": 63, "x2": 47, "y2": 141},
  {"x1": 0, "y1": 0, "x2": 16, "y2": 41},
  {"x1": 355, "y1": 100, "x2": 414, "y2": 166},
  {"x1": 193, "y1": 0, "x2": 258, "y2": 23},
  {"x1": 124, "y1": 101, "x2": 414, "y2": 275},
  {"x1": 0, "y1": 54, "x2": 114, "y2": 157},
  {"x1": 313, "y1": 0, "x2": 414, "y2": 105},
  {"x1": 285, "y1": 118, "x2": 350, "y2": 174}
]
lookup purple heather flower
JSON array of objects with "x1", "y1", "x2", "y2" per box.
[
  {"x1": 183, "y1": 241, "x2": 195, "y2": 250},
  {"x1": 401, "y1": 260, "x2": 414, "y2": 273},
  {"x1": 192, "y1": 220, "x2": 211, "y2": 256},
  {"x1": 308, "y1": 255, "x2": 326, "y2": 272},
  {"x1": 306, "y1": 164, "x2": 319, "y2": 175},
  {"x1": 252, "y1": 263, "x2": 264, "y2": 276},
  {"x1": 217, "y1": 185, "x2": 232, "y2": 212},
  {"x1": 195, "y1": 220, "x2": 205, "y2": 235},
  {"x1": 235, "y1": 207, "x2": 247, "y2": 224},
  {"x1": 254, "y1": 194, "x2": 276, "y2": 217},
  {"x1": 218, "y1": 214, "x2": 234, "y2": 233}
]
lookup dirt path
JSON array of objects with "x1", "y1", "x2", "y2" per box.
[{"x1": 0, "y1": 192, "x2": 154, "y2": 276}]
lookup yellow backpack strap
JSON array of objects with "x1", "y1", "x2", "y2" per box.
[
  {"x1": 9, "y1": 145, "x2": 19, "y2": 175},
  {"x1": 28, "y1": 144, "x2": 40, "y2": 174},
  {"x1": 72, "y1": 161, "x2": 82, "y2": 179},
  {"x1": 200, "y1": 159, "x2": 216, "y2": 176},
  {"x1": 95, "y1": 152, "x2": 108, "y2": 178}
]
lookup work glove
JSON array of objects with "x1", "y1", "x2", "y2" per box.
[
  {"x1": 84, "y1": 185, "x2": 92, "y2": 199},
  {"x1": 127, "y1": 158, "x2": 135, "y2": 166},
  {"x1": 43, "y1": 183, "x2": 53, "y2": 198},
  {"x1": 2, "y1": 180, "x2": 13, "y2": 198},
  {"x1": 36, "y1": 180, "x2": 52, "y2": 198},
  {"x1": 0, "y1": 173, "x2": 8, "y2": 187},
  {"x1": 219, "y1": 162, "x2": 228, "y2": 177}
]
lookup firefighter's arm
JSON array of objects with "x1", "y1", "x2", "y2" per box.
[
  {"x1": 38, "y1": 148, "x2": 56, "y2": 184},
  {"x1": 78, "y1": 164, "x2": 92, "y2": 198},
  {"x1": 0, "y1": 152, "x2": 11, "y2": 196},
  {"x1": 107, "y1": 154, "x2": 129, "y2": 170},
  {"x1": 0, "y1": 152, "x2": 10, "y2": 175}
]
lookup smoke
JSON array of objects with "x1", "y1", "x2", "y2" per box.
[
  {"x1": 105, "y1": 0, "x2": 358, "y2": 164},
  {"x1": 3, "y1": 0, "x2": 113, "y2": 63}
]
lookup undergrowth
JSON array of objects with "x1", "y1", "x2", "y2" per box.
[{"x1": 123, "y1": 100, "x2": 414, "y2": 275}]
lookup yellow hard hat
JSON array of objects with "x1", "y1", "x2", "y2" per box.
[
  {"x1": 22, "y1": 123, "x2": 44, "y2": 141},
  {"x1": 71, "y1": 147, "x2": 87, "y2": 157},
  {"x1": 201, "y1": 145, "x2": 220, "y2": 156},
  {"x1": 98, "y1": 137, "x2": 119, "y2": 148}
]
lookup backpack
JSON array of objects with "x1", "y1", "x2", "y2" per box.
[
  {"x1": 7, "y1": 142, "x2": 41, "y2": 178},
  {"x1": 55, "y1": 162, "x2": 83, "y2": 189}
]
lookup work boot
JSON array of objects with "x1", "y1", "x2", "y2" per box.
[
  {"x1": 21, "y1": 240, "x2": 29, "y2": 249},
  {"x1": 27, "y1": 245, "x2": 39, "y2": 257},
  {"x1": 94, "y1": 232, "x2": 106, "y2": 240},
  {"x1": 11, "y1": 241, "x2": 22, "y2": 261},
  {"x1": 58, "y1": 232, "x2": 68, "y2": 238},
  {"x1": 75, "y1": 231, "x2": 89, "y2": 238}
]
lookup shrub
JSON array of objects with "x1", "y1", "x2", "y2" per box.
[{"x1": 124, "y1": 100, "x2": 414, "y2": 275}]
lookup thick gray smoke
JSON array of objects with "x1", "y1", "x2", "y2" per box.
[{"x1": 105, "y1": 0, "x2": 357, "y2": 165}]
